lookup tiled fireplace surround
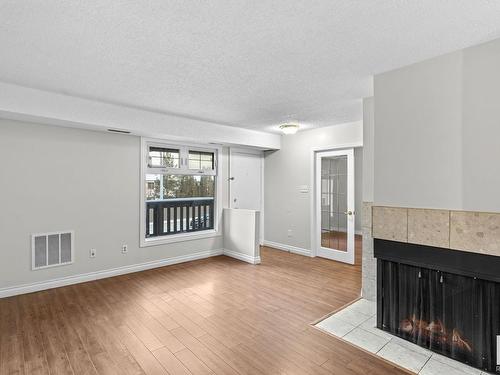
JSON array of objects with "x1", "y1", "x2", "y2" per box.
[
  {"x1": 362, "y1": 203, "x2": 500, "y2": 302},
  {"x1": 358, "y1": 203, "x2": 500, "y2": 373}
]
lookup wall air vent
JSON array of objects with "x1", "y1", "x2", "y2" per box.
[
  {"x1": 32, "y1": 231, "x2": 74, "y2": 270},
  {"x1": 107, "y1": 128, "x2": 131, "y2": 134}
]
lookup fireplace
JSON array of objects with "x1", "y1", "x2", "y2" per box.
[{"x1": 375, "y1": 239, "x2": 500, "y2": 373}]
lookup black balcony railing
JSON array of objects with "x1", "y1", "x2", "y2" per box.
[{"x1": 146, "y1": 197, "x2": 214, "y2": 237}]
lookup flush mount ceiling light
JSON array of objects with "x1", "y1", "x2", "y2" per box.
[{"x1": 279, "y1": 123, "x2": 299, "y2": 135}]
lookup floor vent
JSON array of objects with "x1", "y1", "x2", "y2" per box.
[{"x1": 32, "y1": 231, "x2": 74, "y2": 270}]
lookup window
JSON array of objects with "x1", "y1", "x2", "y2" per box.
[
  {"x1": 148, "y1": 147, "x2": 180, "y2": 168},
  {"x1": 188, "y1": 151, "x2": 214, "y2": 170},
  {"x1": 141, "y1": 140, "x2": 220, "y2": 245}
]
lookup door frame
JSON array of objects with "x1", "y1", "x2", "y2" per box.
[
  {"x1": 228, "y1": 147, "x2": 265, "y2": 245},
  {"x1": 310, "y1": 142, "x2": 362, "y2": 259}
]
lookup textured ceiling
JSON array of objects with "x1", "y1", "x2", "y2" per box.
[{"x1": 1, "y1": 1, "x2": 500, "y2": 133}]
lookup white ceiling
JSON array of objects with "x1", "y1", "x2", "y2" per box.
[{"x1": 1, "y1": 1, "x2": 500, "y2": 133}]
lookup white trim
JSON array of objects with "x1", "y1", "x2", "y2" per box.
[
  {"x1": 228, "y1": 147, "x2": 263, "y2": 156},
  {"x1": 228, "y1": 148, "x2": 265, "y2": 245},
  {"x1": 310, "y1": 149, "x2": 317, "y2": 257},
  {"x1": 146, "y1": 142, "x2": 217, "y2": 176},
  {"x1": 310, "y1": 141, "x2": 363, "y2": 152},
  {"x1": 143, "y1": 230, "x2": 222, "y2": 247},
  {"x1": 140, "y1": 137, "x2": 223, "y2": 247},
  {"x1": 223, "y1": 249, "x2": 261, "y2": 265},
  {"x1": 310, "y1": 142, "x2": 363, "y2": 258},
  {"x1": 315, "y1": 228, "x2": 362, "y2": 236},
  {"x1": 261, "y1": 154, "x2": 265, "y2": 245},
  {"x1": 314, "y1": 148, "x2": 355, "y2": 265},
  {"x1": 0, "y1": 249, "x2": 224, "y2": 299},
  {"x1": 263, "y1": 240, "x2": 312, "y2": 257}
]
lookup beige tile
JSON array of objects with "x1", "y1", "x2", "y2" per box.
[
  {"x1": 372, "y1": 206, "x2": 408, "y2": 242},
  {"x1": 450, "y1": 211, "x2": 500, "y2": 256},
  {"x1": 408, "y1": 208, "x2": 450, "y2": 248}
]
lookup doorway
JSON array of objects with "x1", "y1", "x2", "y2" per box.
[{"x1": 315, "y1": 148, "x2": 356, "y2": 264}]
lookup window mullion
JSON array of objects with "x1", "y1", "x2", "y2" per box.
[{"x1": 180, "y1": 146, "x2": 188, "y2": 171}]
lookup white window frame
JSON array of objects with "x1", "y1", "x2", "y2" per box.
[{"x1": 140, "y1": 138, "x2": 223, "y2": 247}]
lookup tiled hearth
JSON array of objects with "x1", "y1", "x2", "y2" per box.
[{"x1": 315, "y1": 299, "x2": 490, "y2": 375}]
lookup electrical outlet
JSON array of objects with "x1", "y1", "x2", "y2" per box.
[
  {"x1": 121, "y1": 244, "x2": 128, "y2": 254},
  {"x1": 287, "y1": 229, "x2": 293, "y2": 237},
  {"x1": 90, "y1": 248, "x2": 96, "y2": 258}
]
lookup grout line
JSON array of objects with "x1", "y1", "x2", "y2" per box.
[
  {"x1": 312, "y1": 322, "x2": 413, "y2": 374},
  {"x1": 340, "y1": 325, "x2": 357, "y2": 338},
  {"x1": 418, "y1": 353, "x2": 434, "y2": 374},
  {"x1": 448, "y1": 210, "x2": 452, "y2": 248},
  {"x1": 375, "y1": 337, "x2": 393, "y2": 355},
  {"x1": 406, "y1": 208, "x2": 409, "y2": 242}
]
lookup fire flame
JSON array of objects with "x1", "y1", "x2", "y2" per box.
[{"x1": 399, "y1": 315, "x2": 472, "y2": 353}]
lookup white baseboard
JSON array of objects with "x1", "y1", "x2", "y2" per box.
[
  {"x1": 0, "y1": 249, "x2": 224, "y2": 299},
  {"x1": 223, "y1": 249, "x2": 261, "y2": 265},
  {"x1": 263, "y1": 240, "x2": 312, "y2": 257}
]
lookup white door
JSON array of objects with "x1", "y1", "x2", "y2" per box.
[
  {"x1": 315, "y1": 149, "x2": 355, "y2": 264},
  {"x1": 229, "y1": 149, "x2": 263, "y2": 211},
  {"x1": 229, "y1": 149, "x2": 263, "y2": 243}
]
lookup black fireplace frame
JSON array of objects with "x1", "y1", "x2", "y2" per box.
[
  {"x1": 375, "y1": 239, "x2": 500, "y2": 373},
  {"x1": 374, "y1": 239, "x2": 500, "y2": 284}
]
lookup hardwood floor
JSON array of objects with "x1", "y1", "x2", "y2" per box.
[
  {"x1": 321, "y1": 232, "x2": 363, "y2": 265},
  {"x1": 0, "y1": 247, "x2": 408, "y2": 375}
]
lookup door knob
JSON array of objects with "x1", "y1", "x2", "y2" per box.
[{"x1": 344, "y1": 210, "x2": 354, "y2": 216}]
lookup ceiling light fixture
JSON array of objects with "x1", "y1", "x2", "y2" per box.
[{"x1": 279, "y1": 123, "x2": 299, "y2": 135}]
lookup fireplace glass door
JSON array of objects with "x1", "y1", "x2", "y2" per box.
[{"x1": 378, "y1": 260, "x2": 500, "y2": 373}]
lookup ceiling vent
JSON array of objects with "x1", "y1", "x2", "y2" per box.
[
  {"x1": 32, "y1": 231, "x2": 74, "y2": 270},
  {"x1": 107, "y1": 128, "x2": 131, "y2": 134}
]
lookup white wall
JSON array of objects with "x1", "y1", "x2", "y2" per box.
[
  {"x1": 362, "y1": 97, "x2": 374, "y2": 202},
  {"x1": 354, "y1": 148, "x2": 363, "y2": 231},
  {"x1": 361, "y1": 97, "x2": 376, "y2": 300},
  {"x1": 0, "y1": 119, "x2": 227, "y2": 291},
  {"x1": 223, "y1": 208, "x2": 260, "y2": 264},
  {"x1": 374, "y1": 38, "x2": 500, "y2": 212},
  {"x1": 461, "y1": 39, "x2": 500, "y2": 212},
  {"x1": 264, "y1": 122, "x2": 363, "y2": 252},
  {"x1": 374, "y1": 50, "x2": 463, "y2": 209}
]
